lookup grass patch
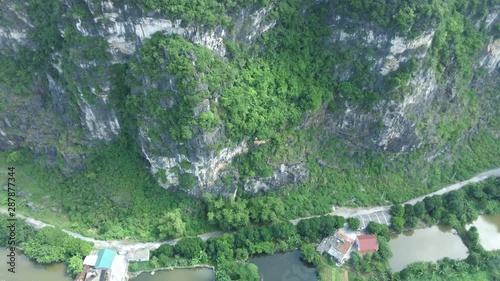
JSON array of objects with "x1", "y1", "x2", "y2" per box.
[{"x1": 0, "y1": 152, "x2": 75, "y2": 230}]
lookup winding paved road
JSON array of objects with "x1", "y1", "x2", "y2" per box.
[
  {"x1": 2, "y1": 168, "x2": 499, "y2": 253},
  {"x1": 290, "y1": 168, "x2": 500, "y2": 226}
]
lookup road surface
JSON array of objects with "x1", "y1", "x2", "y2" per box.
[{"x1": 290, "y1": 168, "x2": 500, "y2": 224}]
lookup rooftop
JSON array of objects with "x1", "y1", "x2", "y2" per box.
[
  {"x1": 357, "y1": 235, "x2": 379, "y2": 254},
  {"x1": 95, "y1": 249, "x2": 117, "y2": 270},
  {"x1": 83, "y1": 255, "x2": 98, "y2": 266},
  {"x1": 317, "y1": 231, "x2": 355, "y2": 262}
]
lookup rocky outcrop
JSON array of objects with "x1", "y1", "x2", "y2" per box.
[
  {"x1": 0, "y1": 0, "x2": 274, "y2": 179},
  {"x1": 75, "y1": 0, "x2": 275, "y2": 59},
  {"x1": 302, "y1": 7, "x2": 499, "y2": 154},
  {"x1": 0, "y1": 0, "x2": 498, "y2": 194},
  {"x1": 244, "y1": 163, "x2": 309, "y2": 193},
  {"x1": 0, "y1": 2, "x2": 31, "y2": 52}
]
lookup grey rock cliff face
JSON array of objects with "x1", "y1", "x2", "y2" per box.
[
  {"x1": 0, "y1": 1, "x2": 498, "y2": 193},
  {"x1": 244, "y1": 163, "x2": 309, "y2": 193},
  {"x1": 75, "y1": 0, "x2": 275, "y2": 58},
  {"x1": 302, "y1": 8, "x2": 499, "y2": 154},
  {"x1": 0, "y1": 0, "x2": 274, "y2": 179}
]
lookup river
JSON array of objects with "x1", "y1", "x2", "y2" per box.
[
  {"x1": 249, "y1": 250, "x2": 317, "y2": 281},
  {"x1": 388, "y1": 225, "x2": 468, "y2": 272},
  {"x1": 0, "y1": 247, "x2": 70, "y2": 281},
  {"x1": 467, "y1": 214, "x2": 500, "y2": 251},
  {"x1": 0, "y1": 248, "x2": 214, "y2": 281}
]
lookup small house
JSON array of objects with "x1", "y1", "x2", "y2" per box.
[
  {"x1": 95, "y1": 249, "x2": 117, "y2": 270},
  {"x1": 81, "y1": 248, "x2": 128, "y2": 281},
  {"x1": 316, "y1": 231, "x2": 355, "y2": 264},
  {"x1": 356, "y1": 235, "x2": 379, "y2": 254}
]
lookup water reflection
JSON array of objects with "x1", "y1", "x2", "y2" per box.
[
  {"x1": 467, "y1": 214, "x2": 500, "y2": 251},
  {"x1": 402, "y1": 230, "x2": 414, "y2": 237},
  {"x1": 388, "y1": 225, "x2": 468, "y2": 272},
  {"x1": 249, "y1": 250, "x2": 317, "y2": 281},
  {"x1": 0, "y1": 248, "x2": 70, "y2": 281}
]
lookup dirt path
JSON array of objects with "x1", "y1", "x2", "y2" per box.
[{"x1": 1, "y1": 167, "x2": 499, "y2": 253}]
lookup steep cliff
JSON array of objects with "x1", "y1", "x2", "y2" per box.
[
  {"x1": 0, "y1": 0, "x2": 498, "y2": 195},
  {"x1": 0, "y1": 0, "x2": 275, "y2": 179},
  {"x1": 303, "y1": 5, "x2": 499, "y2": 153}
]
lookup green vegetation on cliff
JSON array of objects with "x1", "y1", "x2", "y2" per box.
[
  {"x1": 128, "y1": 2, "x2": 338, "y2": 142},
  {"x1": 0, "y1": 144, "x2": 211, "y2": 241},
  {"x1": 0, "y1": 0, "x2": 498, "y2": 246},
  {"x1": 139, "y1": 0, "x2": 269, "y2": 27}
]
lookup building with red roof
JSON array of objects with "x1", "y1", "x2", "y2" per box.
[{"x1": 356, "y1": 235, "x2": 379, "y2": 254}]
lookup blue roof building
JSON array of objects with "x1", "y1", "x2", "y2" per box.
[{"x1": 94, "y1": 249, "x2": 117, "y2": 269}]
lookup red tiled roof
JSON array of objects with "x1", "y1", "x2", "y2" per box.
[
  {"x1": 357, "y1": 235, "x2": 379, "y2": 254},
  {"x1": 339, "y1": 231, "x2": 355, "y2": 243}
]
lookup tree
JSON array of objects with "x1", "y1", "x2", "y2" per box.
[
  {"x1": 319, "y1": 215, "x2": 338, "y2": 237},
  {"x1": 0, "y1": 215, "x2": 35, "y2": 247},
  {"x1": 391, "y1": 216, "x2": 405, "y2": 233},
  {"x1": 300, "y1": 244, "x2": 320, "y2": 265},
  {"x1": 175, "y1": 237, "x2": 205, "y2": 259},
  {"x1": 413, "y1": 201, "x2": 426, "y2": 218},
  {"x1": 235, "y1": 248, "x2": 249, "y2": 261},
  {"x1": 377, "y1": 237, "x2": 392, "y2": 261},
  {"x1": 207, "y1": 196, "x2": 250, "y2": 230},
  {"x1": 23, "y1": 227, "x2": 93, "y2": 264},
  {"x1": 23, "y1": 242, "x2": 66, "y2": 263},
  {"x1": 152, "y1": 244, "x2": 174, "y2": 257},
  {"x1": 424, "y1": 196, "x2": 443, "y2": 215},
  {"x1": 157, "y1": 209, "x2": 186, "y2": 239},
  {"x1": 347, "y1": 217, "x2": 361, "y2": 230},
  {"x1": 248, "y1": 196, "x2": 285, "y2": 224},
  {"x1": 332, "y1": 215, "x2": 346, "y2": 229},
  {"x1": 271, "y1": 221, "x2": 297, "y2": 240},
  {"x1": 68, "y1": 256, "x2": 83, "y2": 276},
  {"x1": 258, "y1": 226, "x2": 273, "y2": 242},
  {"x1": 405, "y1": 216, "x2": 419, "y2": 228},
  {"x1": 178, "y1": 172, "x2": 196, "y2": 190},
  {"x1": 390, "y1": 204, "x2": 405, "y2": 218},
  {"x1": 237, "y1": 262, "x2": 260, "y2": 281},
  {"x1": 444, "y1": 191, "x2": 465, "y2": 217},
  {"x1": 206, "y1": 234, "x2": 234, "y2": 261},
  {"x1": 403, "y1": 204, "x2": 414, "y2": 219},
  {"x1": 366, "y1": 221, "x2": 390, "y2": 241},
  {"x1": 349, "y1": 252, "x2": 362, "y2": 269},
  {"x1": 467, "y1": 184, "x2": 487, "y2": 200},
  {"x1": 297, "y1": 217, "x2": 321, "y2": 242}
]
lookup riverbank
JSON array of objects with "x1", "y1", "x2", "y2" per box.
[
  {"x1": 0, "y1": 247, "x2": 71, "y2": 281},
  {"x1": 6, "y1": 180, "x2": 500, "y2": 281},
  {"x1": 128, "y1": 264, "x2": 215, "y2": 279}
]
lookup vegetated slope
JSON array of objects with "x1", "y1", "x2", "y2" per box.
[{"x1": 0, "y1": 0, "x2": 498, "y2": 237}]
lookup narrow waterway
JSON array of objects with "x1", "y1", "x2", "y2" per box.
[
  {"x1": 388, "y1": 225, "x2": 468, "y2": 272},
  {"x1": 249, "y1": 250, "x2": 317, "y2": 281},
  {"x1": 0, "y1": 247, "x2": 70, "y2": 281},
  {"x1": 467, "y1": 214, "x2": 500, "y2": 251},
  {"x1": 130, "y1": 268, "x2": 214, "y2": 281}
]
